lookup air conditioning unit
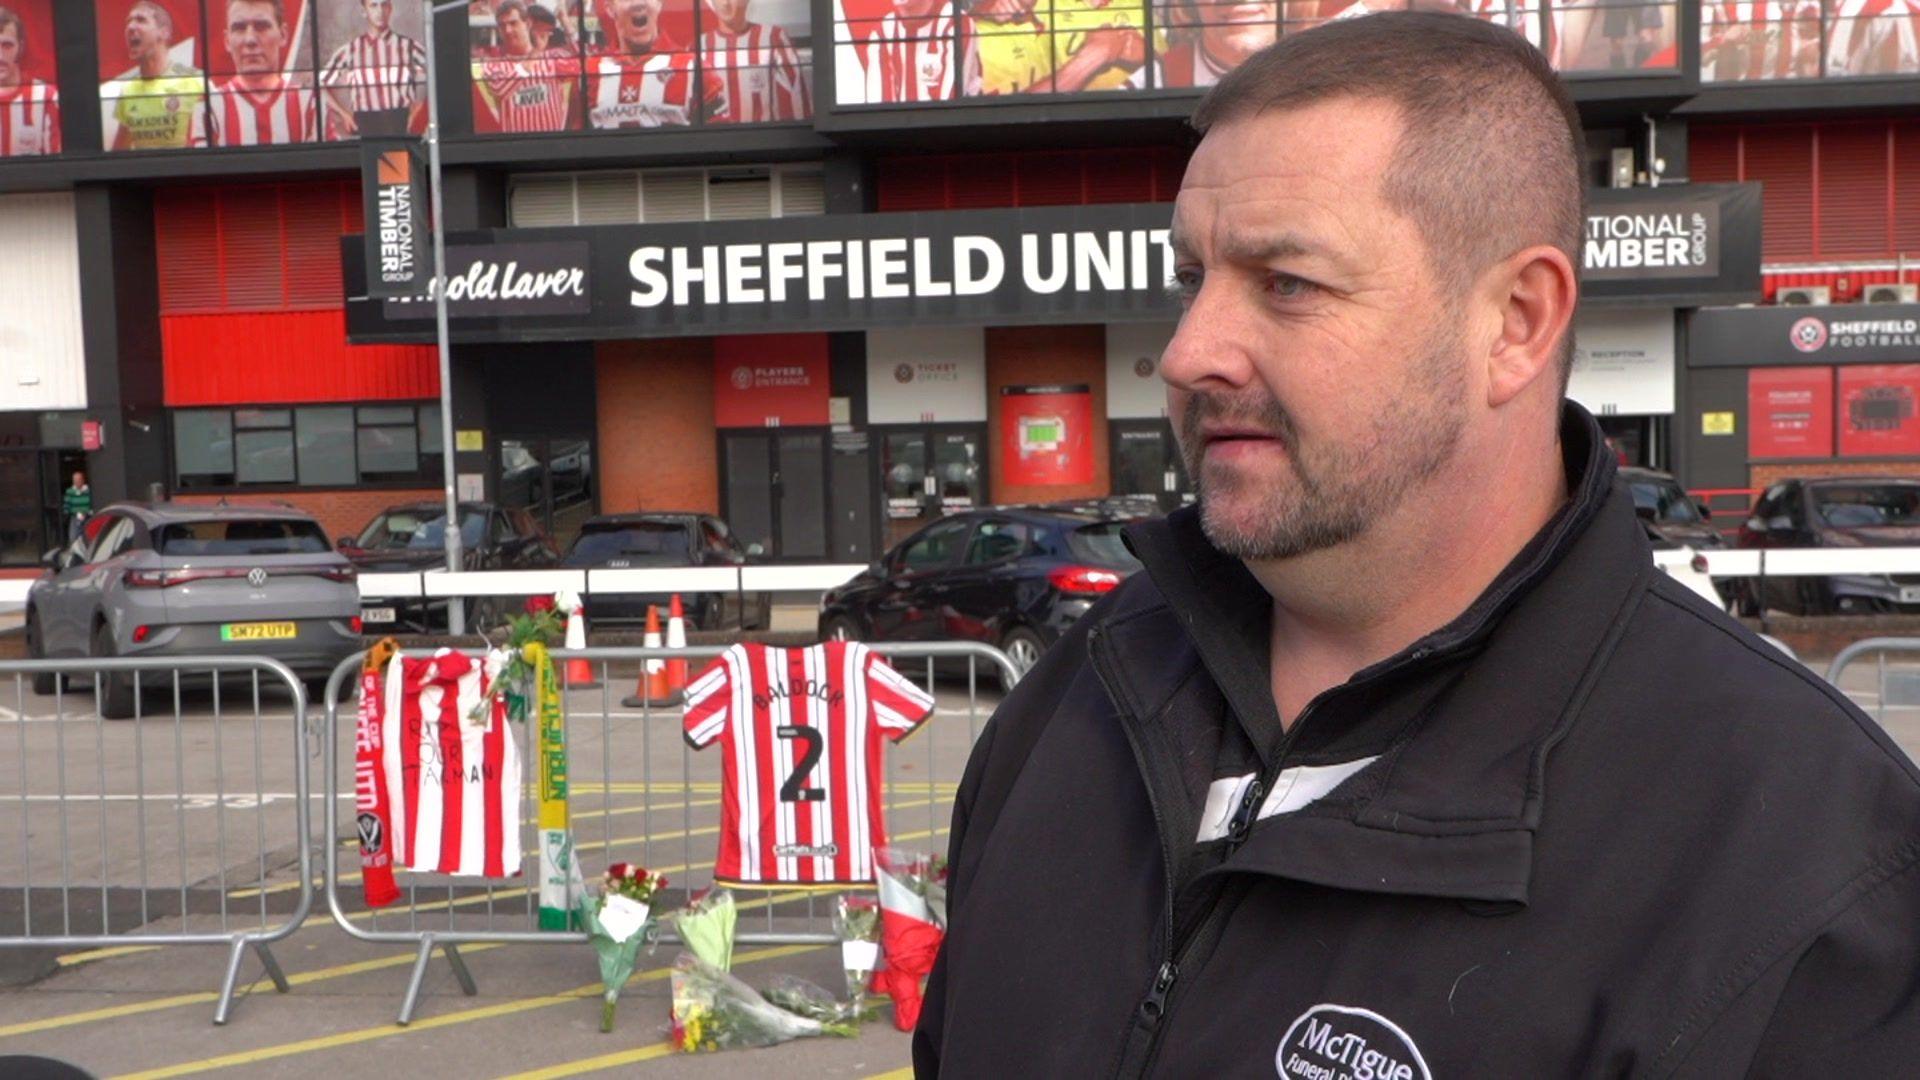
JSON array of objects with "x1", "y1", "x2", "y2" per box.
[
  {"x1": 1863, "y1": 283, "x2": 1918, "y2": 304},
  {"x1": 1777, "y1": 286, "x2": 1831, "y2": 306}
]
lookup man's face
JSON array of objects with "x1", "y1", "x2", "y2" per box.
[
  {"x1": 1164, "y1": 98, "x2": 1470, "y2": 561},
  {"x1": 71, "y1": 473, "x2": 84, "y2": 487},
  {"x1": 226, "y1": 1, "x2": 286, "y2": 75},
  {"x1": 1196, "y1": 0, "x2": 1276, "y2": 70},
  {"x1": 705, "y1": 0, "x2": 749, "y2": 31},
  {"x1": 362, "y1": 0, "x2": 394, "y2": 32},
  {"x1": 0, "y1": 25, "x2": 20, "y2": 86},
  {"x1": 126, "y1": 5, "x2": 170, "y2": 62},
  {"x1": 611, "y1": 0, "x2": 662, "y2": 50},
  {"x1": 498, "y1": 7, "x2": 533, "y2": 52}
]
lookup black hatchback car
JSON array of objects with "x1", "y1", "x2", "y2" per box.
[
  {"x1": 562, "y1": 513, "x2": 770, "y2": 632},
  {"x1": 1736, "y1": 477, "x2": 1920, "y2": 616},
  {"x1": 818, "y1": 504, "x2": 1146, "y2": 686},
  {"x1": 340, "y1": 501, "x2": 560, "y2": 632}
]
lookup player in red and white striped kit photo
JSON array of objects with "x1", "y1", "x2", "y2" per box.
[
  {"x1": 699, "y1": 0, "x2": 810, "y2": 123},
  {"x1": 322, "y1": 0, "x2": 427, "y2": 138},
  {"x1": 588, "y1": 0, "x2": 726, "y2": 129},
  {"x1": 0, "y1": 5, "x2": 57, "y2": 157},
  {"x1": 473, "y1": 0, "x2": 580, "y2": 132},
  {"x1": 210, "y1": 0, "x2": 317, "y2": 146}
]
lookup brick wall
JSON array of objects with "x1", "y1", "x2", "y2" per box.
[
  {"x1": 170, "y1": 488, "x2": 440, "y2": 545},
  {"x1": 986, "y1": 325, "x2": 1111, "y2": 505},
  {"x1": 596, "y1": 339, "x2": 719, "y2": 515},
  {"x1": 1751, "y1": 460, "x2": 1920, "y2": 491}
]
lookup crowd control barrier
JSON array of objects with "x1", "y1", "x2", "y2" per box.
[
  {"x1": 0, "y1": 657, "x2": 314, "y2": 1024},
  {"x1": 1826, "y1": 638, "x2": 1920, "y2": 730},
  {"x1": 320, "y1": 642, "x2": 1018, "y2": 1025}
]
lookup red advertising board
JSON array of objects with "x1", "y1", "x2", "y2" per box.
[
  {"x1": 1748, "y1": 366, "x2": 1833, "y2": 459},
  {"x1": 712, "y1": 334, "x2": 830, "y2": 428},
  {"x1": 1838, "y1": 365, "x2": 1920, "y2": 458},
  {"x1": 999, "y1": 385, "x2": 1094, "y2": 487}
]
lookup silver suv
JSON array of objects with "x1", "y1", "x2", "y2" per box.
[{"x1": 25, "y1": 503, "x2": 362, "y2": 717}]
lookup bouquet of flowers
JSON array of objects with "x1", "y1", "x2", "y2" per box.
[
  {"x1": 833, "y1": 894, "x2": 882, "y2": 1011},
  {"x1": 764, "y1": 974, "x2": 880, "y2": 1026},
  {"x1": 872, "y1": 847, "x2": 949, "y2": 1031},
  {"x1": 578, "y1": 861, "x2": 668, "y2": 1033},
  {"x1": 669, "y1": 954, "x2": 856, "y2": 1053},
  {"x1": 672, "y1": 888, "x2": 738, "y2": 972},
  {"x1": 469, "y1": 594, "x2": 568, "y2": 726}
]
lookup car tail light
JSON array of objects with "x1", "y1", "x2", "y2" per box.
[
  {"x1": 317, "y1": 567, "x2": 357, "y2": 584},
  {"x1": 349, "y1": 616, "x2": 363, "y2": 634},
  {"x1": 125, "y1": 568, "x2": 248, "y2": 588},
  {"x1": 1049, "y1": 566, "x2": 1125, "y2": 596},
  {"x1": 131, "y1": 625, "x2": 152, "y2": 643}
]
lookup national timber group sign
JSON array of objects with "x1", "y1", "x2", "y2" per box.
[{"x1": 344, "y1": 184, "x2": 1762, "y2": 344}]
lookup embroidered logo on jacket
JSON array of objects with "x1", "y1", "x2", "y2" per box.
[{"x1": 1276, "y1": 1004, "x2": 1431, "y2": 1080}]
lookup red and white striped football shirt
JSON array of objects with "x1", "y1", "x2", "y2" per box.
[
  {"x1": 684, "y1": 642, "x2": 936, "y2": 886},
  {"x1": 1826, "y1": 0, "x2": 1920, "y2": 75},
  {"x1": 322, "y1": 28, "x2": 427, "y2": 113},
  {"x1": 866, "y1": 11, "x2": 980, "y2": 102},
  {"x1": 700, "y1": 23, "x2": 810, "y2": 123},
  {"x1": 588, "y1": 49, "x2": 723, "y2": 128},
  {"x1": 476, "y1": 48, "x2": 578, "y2": 133},
  {"x1": 381, "y1": 650, "x2": 523, "y2": 879},
  {"x1": 209, "y1": 78, "x2": 317, "y2": 146},
  {"x1": 0, "y1": 80, "x2": 59, "y2": 157},
  {"x1": 1701, "y1": 0, "x2": 1818, "y2": 79}
]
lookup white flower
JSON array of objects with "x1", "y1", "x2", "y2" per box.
[
  {"x1": 555, "y1": 589, "x2": 583, "y2": 615},
  {"x1": 483, "y1": 648, "x2": 509, "y2": 683}
]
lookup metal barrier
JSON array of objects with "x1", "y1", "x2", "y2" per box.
[
  {"x1": 1826, "y1": 638, "x2": 1920, "y2": 730},
  {"x1": 0, "y1": 656, "x2": 314, "y2": 1025},
  {"x1": 320, "y1": 642, "x2": 1018, "y2": 1024}
]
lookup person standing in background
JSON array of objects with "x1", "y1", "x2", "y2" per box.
[{"x1": 63, "y1": 471, "x2": 91, "y2": 543}]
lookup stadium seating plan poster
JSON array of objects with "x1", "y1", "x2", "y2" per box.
[
  {"x1": 0, "y1": 0, "x2": 60, "y2": 157},
  {"x1": 1749, "y1": 365, "x2": 1836, "y2": 460},
  {"x1": 1839, "y1": 365, "x2": 1920, "y2": 458},
  {"x1": 468, "y1": 0, "x2": 813, "y2": 132},
  {"x1": 99, "y1": 0, "x2": 427, "y2": 151}
]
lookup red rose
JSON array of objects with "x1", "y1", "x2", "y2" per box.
[
  {"x1": 526, "y1": 595, "x2": 557, "y2": 615},
  {"x1": 608, "y1": 861, "x2": 632, "y2": 880}
]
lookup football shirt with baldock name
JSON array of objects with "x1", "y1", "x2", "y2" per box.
[{"x1": 684, "y1": 641, "x2": 936, "y2": 886}]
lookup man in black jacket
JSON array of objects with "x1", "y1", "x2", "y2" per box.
[{"x1": 915, "y1": 12, "x2": 1920, "y2": 1077}]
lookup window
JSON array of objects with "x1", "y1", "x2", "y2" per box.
[
  {"x1": 508, "y1": 166, "x2": 829, "y2": 227},
  {"x1": 1702, "y1": 0, "x2": 1920, "y2": 81},
  {"x1": 355, "y1": 508, "x2": 487, "y2": 551},
  {"x1": 965, "y1": 520, "x2": 1029, "y2": 564},
  {"x1": 155, "y1": 520, "x2": 330, "y2": 556},
  {"x1": 898, "y1": 518, "x2": 971, "y2": 571},
  {"x1": 1068, "y1": 522, "x2": 1142, "y2": 568},
  {"x1": 570, "y1": 523, "x2": 692, "y2": 562},
  {"x1": 90, "y1": 517, "x2": 136, "y2": 563},
  {"x1": 1629, "y1": 480, "x2": 1703, "y2": 524},
  {"x1": 174, "y1": 403, "x2": 444, "y2": 490}
]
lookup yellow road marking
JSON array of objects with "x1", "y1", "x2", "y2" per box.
[
  {"x1": 863, "y1": 1069, "x2": 916, "y2": 1080},
  {"x1": 106, "y1": 944, "x2": 819, "y2": 1080},
  {"x1": 0, "y1": 944, "x2": 510, "y2": 1040},
  {"x1": 490, "y1": 1041, "x2": 677, "y2": 1079},
  {"x1": 54, "y1": 944, "x2": 160, "y2": 968}
]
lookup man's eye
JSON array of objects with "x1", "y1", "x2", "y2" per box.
[
  {"x1": 1267, "y1": 274, "x2": 1317, "y2": 300},
  {"x1": 1168, "y1": 267, "x2": 1202, "y2": 300}
]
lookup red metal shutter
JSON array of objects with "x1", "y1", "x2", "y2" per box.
[
  {"x1": 1896, "y1": 121, "x2": 1920, "y2": 256},
  {"x1": 1083, "y1": 148, "x2": 1156, "y2": 204},
  {"x1": 950, "y1": 155, "x2": 1017, "y2": 208},
  {"x1": 1743, "y1": 125, "x2": 1815, "y2": 261},
  {"x1": 162, "y1": 310, "x2": 439, "y2": 406},
  {"x1": 1015, "y1": 152, "x2": 1085, "y2": 206},
  {"x1": 877, "y1": 157, "x2": 949, "y2": 211},
  {"x1": 1688, "y1": 126, "x2": 1741, "y2": 184},
  {"x1": 156, "y1": 190, "x2": 223, "y2": 314},
  {"x1": 218, "y1": 187, "x2": 288, "y2": 309},
  {"x1": 1816, "y1": 123, "x2": 1891, "y2": 258}
]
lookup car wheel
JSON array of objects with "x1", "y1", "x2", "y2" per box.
[
  {"x1": 998, "y1": 626, "x2": 1046, "y2": 692},
  {"x1": 90, "y1": 622, "x2": 137, "y2": 721},
  {"x1": 822, "y1": 614, "x2": 863, "y2": 643},
  {"x1": 26, "y1": 610, "x2": 58, "y2": 697}
]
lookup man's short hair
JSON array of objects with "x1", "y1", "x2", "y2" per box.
[
  {"x1": 0, "y1": 6, "x2": 25, "y2": 55},
  {"x1": 496, "y1": 0, "x2": 529, "y2": 19},
  {"x1": 1192, "y1": 12, "x2": 1587, "y2": 381},
  {"x1": 527, "y1": 3, "x2": 559, "y2": 23},
  {"x1": 229, "y1": 0, "x2": 288, "y2": 24},
  {"x1": 132, "y1": 0, "x2": 175, "y2": 35}
]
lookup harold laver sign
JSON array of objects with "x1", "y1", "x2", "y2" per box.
[{"x1": 345, "y1": 185, "x2": 1760, "y2": 344}]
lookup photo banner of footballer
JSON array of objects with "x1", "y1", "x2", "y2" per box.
[
  {"x1": 316, "y1": 0, "x2": 429, "y2": 139},
  {"x1": 97, "y1": 0, "x2": 209, "y2": 151},
  {"x1": 0, "y1": 0, "x2": 62, "y2": 157},
  {"x1": 203, "y1": 0, "x2": 320, "y2": 146},
  {"x1": 582, "y1": 0, "x2": 716, "y2": 130}
]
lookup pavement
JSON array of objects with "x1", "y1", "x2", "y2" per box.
[{"x1": 0, "y1": 668, "x2": 1001, "y2": 1079}]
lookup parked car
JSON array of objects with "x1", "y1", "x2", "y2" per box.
[
  {"x1": 340, "y1": 501, "x2": 560, "y2": 633},
  {"x1": 818, "y1": 504, "x2": 1147, "y2": 688},
  {"x1": 1620, "y1": 467, "x2": 1726, "y2": 550},
  {"x1": 24, "y1": 503, "x2": 362, "y2": 717},
  {"x1": 562, "y1": 513, "x2": 770, "y2": 632},
  {"x1": 1735, "y1": 477, "x2": 1920, "y2": 615}
]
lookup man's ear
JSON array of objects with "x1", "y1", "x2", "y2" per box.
[{"x1": 1485, "y1": 244, "x2": 1578, "y2": 408}]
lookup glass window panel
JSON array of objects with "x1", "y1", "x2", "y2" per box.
[
  {"x1": 1826, "y1": 4, "x2": 1920, "y2": 77},
  {"x1": 235, "y1": 408, "x2": 291, "y2": 429},
  {"x1": 358, "y1": 405, "x2": 415, "y2": 425},
  {"x1": 175, "y1": 411, "x2": 235, "y2": 484},
  {"x1": 358, "y1": 424, "x2": 420, "y2": 479},
  {"x1": 1549, "y1": 0, "x2": 1679, "y2": 72},
  {"x1": 235, "y1": 429, "x2": 295, "y2": 484},
  {"x1": 296, "y1": 407, "x2": 356, "y2": 486},
  {"x1": 419, "y1": 403, "x2": 444, "y2": 455}
]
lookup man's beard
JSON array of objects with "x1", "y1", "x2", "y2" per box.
[{"x1": 1179, "y1": 327, "x2": 1468, "y2": 561}]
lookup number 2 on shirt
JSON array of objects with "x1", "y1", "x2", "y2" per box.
[{"x1": 776, "y1": 724, "x2": 826, "y2": 802}]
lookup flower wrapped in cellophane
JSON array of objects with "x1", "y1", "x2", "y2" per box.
[
  {"x1": 672, "y1": 888, "x2": 737, "y2": 972},
  {"x1": 872, "y1": 847, "x2": 949, "y2": 1031},
  {"x1": 833, "y1": 894, "x2": 882, "y2": 1014},
  {"x1": 578, "y1": 861, "x2": 667, "y2": 1033},
  {"x1": 669, "y1": 954, "x2": 855, "y2": 1052}
]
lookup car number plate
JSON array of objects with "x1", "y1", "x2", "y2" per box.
[
  {"x1": 1900, "y1": 587, "x2": 1920, "y2": 605},
  {"x1": 361, "y1": 607, "x2": 397, "y2": 624},
  {"x1": 220, "y1": 622, "x2": 297, "y2": 641}
]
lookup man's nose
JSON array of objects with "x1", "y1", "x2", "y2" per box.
[{"x1": 1159, "y1": 278, "x2": 1258, "y2": 393}]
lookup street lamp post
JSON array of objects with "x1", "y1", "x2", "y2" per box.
[{"x1": 423, "y1": 0, "x2": 466, "y2": 635}]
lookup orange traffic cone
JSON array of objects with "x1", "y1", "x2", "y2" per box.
[
  {"x1": 621, "y1": 605, "x2": 672, "y2": 708},
  {"x1": 563, "y1": 607, "x2": 599, "y2": 689},
  {"x1": 664, "y1": 594, "x2": 690, "y2": 699}
]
